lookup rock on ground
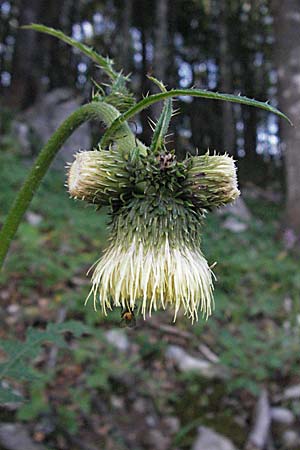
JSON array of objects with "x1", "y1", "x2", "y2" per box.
[
  {"x1": 191, "y1": 426, "x2": 238, "y2": 450},
  {"x1": 105, "y1": 329, "x2": 131, "y2": 352},
  {"x1": 13, "y1": 88, "x2": 91, "y2": 165},
  {"x1": 0, "y1": 423, "x2": 46, "y2": 450},
  {"x1": 222, "y1": 217, "x2": 248, "y2": 233},
  {"x1": 281, "y1": 430, "x2": 300, "y2": 449},
  {"x1": 165, "y1": 345, "x2": 227, "y2": 379},
  {"x1": 271, "y1": 407, "x2": 295, "y2": 425},
  {"x1": 217, "y1": 197, "x2": 252, "y2": 221},
  {"x1": 281, "y1": 384, "x2": 300, "y2": 401},
  {"x1": 217, "y1": 197, "x2": 251, "y2": 232}
]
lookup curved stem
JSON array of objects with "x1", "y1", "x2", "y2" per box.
[
  {"x1": 0, "y1": 102, "x2": 134, "y2": 269},
  {"x1": 101, "y1": 88, "x2": 291, "y2": 147}
]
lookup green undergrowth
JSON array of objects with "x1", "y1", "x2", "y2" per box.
[{"x1": 0, "y1": 152, "x2": 299, "y2": 448}]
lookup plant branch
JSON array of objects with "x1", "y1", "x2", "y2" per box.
[{"x1": 0, "y1": 102, "x2": 135, "y2": 269}]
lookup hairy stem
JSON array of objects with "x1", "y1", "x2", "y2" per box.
[{"x1": 0, "y1": 101, "x2": 135, "y2": 269}]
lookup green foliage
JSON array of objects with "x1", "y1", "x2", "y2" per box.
[
  {"x1": 191, "y1": 205, "x2": 300, "y2": 394},
  {"x1": 17, "y1": 378, "x2": 51, "y2": 421},
  {"x1": 0, "y1": 320, "x2": 90, "y2": 403}
]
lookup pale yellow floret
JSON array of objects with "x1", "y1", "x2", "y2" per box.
[{"x1": 86, "y1": 235, "x2": 215, "y2": 322}]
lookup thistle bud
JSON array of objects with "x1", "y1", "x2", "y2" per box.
[
  {"x1": 184, "y1": 153, "x2": 240, "y2": 209},
  {"x1": 86, "y1": 197, "x2": 214, "y2": 322},
  {"x1": 67, "y1": 149, "x2": 130, "y2": 205}
]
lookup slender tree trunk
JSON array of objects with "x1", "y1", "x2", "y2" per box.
[
  {"x1": 243, "y1": 107, "x2": 258, "y2": 162},
  {"x1": 119, "y1": 0, "x2": 133, "y2": 73},
  {"x1": 7, "y1": 0, "x2": 65, "y2": 109},
  {"x1": 154, "y1": 0, "x2": 168, "y2": 81},
  {"x1": 166, "y1": 1, "x2": 179, "y2": 151},
  {"x1": 272, "y1": 0, "x2": 300, "y2": 234},
  {"x1": 39, "y1": 0, "x2": 65, "y2": 89},
  {"x1": 140, "y1": 26, "x2": 152, "y2": 145},
  {"x1": 7, "y1": 0, "x2": 41, "y2": 109},
  {"x1": 153, "y1": 0, "x2": 169, "y2": 119},
  {"x1": 219, "y1": 2, "x2": 235, "y2": 155}
]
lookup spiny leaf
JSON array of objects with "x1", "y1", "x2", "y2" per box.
[
  {"x1": 0, "y1": 320, "x2": 90, "y2": 398},
  {"x1": 101, "y1": 88, "x2": 292, "y2": 147},
  {"x1": 0, "y1": 361, "x2": 38, "y2": 381},
  {"x1": 148, "y1": 76, "x2": 173, "y2": 153},
  {"x1": 23, "y1": 24, "x2": 119, "y2": 82},
  {"x1": 0, "y1": 385, "x2": 23, "y2": 403},
  {"x1": 47, "y1": 320, "x2": 90, "y2": 338}
]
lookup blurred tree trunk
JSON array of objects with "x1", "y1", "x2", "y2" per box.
[
  {"x1": 7, "y1": 0, "x2": 64, "y2": 110},
  {"x1": 153, "y1": 0, "x2": 168, "y2": 121},
  {"x1": 140, "y1": 25, "x2": 152, "y2": 145},
  {"x1": 154, "y1": 0, "x2": 168, "y2": 81},
  {"x1": 242, "y1": 108, "x2": 258, "y2": 162},
  {"x1": 41, "y1": 0, "x2": 68, "y2": 89},
  {"x1": 119, "y1": 0, "x2": 133, "y2": 73},
  {"x1": 272, "y1": 0, "x2": 300, "y2": 234},
  {"x1": 219, "y1": 1, "x2": 235, "y2": 155},
  {"x1": 7, "y1": 0, "x2": 41, "y2": 109}
]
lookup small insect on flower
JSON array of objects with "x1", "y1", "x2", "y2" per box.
[{"x1": 120, "y1": 307, "x2": 136, "y2": 328}]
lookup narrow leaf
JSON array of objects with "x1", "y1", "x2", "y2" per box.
[
  {"x1": 148, "y1": 76, "x2": 173, "y2": 153},
  {"x1": 101, "y1": 88, "x2": 292, "y2": 147}
]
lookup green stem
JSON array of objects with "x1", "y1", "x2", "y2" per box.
[
  {"x1": 101, "y1": 88, "x2": 291, "y2": 147},
  {"x1": 23, "y1": 24, "x2": 118, "y2": 82},
  {"x1": 0, "y1": 101, "x2": 135, "y2": 269}
]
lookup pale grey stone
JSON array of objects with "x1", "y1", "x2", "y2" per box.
[
  {"x1": 165, "y1": 345, "x2": 227, "y2": 379},
  {"x1": 191, "y1": 426, "x2": 238, "y2": 450},
  {"x1": 14, "y1": 88, "x2": 91, "y2": 165},
  {"x1": 271, "y1": 407, "x2": 295, "y2": 425},
  {"x1": 0, "y1": 423, "x2": 46, "y2": 450},
  {"x1": 217, "y1": 196, "x2": 251, "y2": 221},
  {"x1": 222, "y1": 217, "x2": 248, "y2": 232},
  {"x1": 25, "y1": 211, "x2": 43, "y2": 226},
  {"x1": 281, "y1": 430, "x2": 300, "y2": 449},
  {"x1": 105, "y1": 329, "x2": 130, "y2": 352}
]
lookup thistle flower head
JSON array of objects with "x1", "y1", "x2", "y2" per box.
[
  {"x1": 67, "y1": 148, "x2": 130, "y2": 206},
  {"x1": 184, "y1": 152, "x2": 240, "y2": 209},
  {"x1": 87, "y1": 196, "x2": 214, "y2": 322},
  {"x1": 67, "y1": 147, "x2": 239, "y2": 323}
]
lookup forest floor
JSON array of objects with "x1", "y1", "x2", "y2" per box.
[{"x1": 0, "y1": 151, "x2": 300, "y2": 450}]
